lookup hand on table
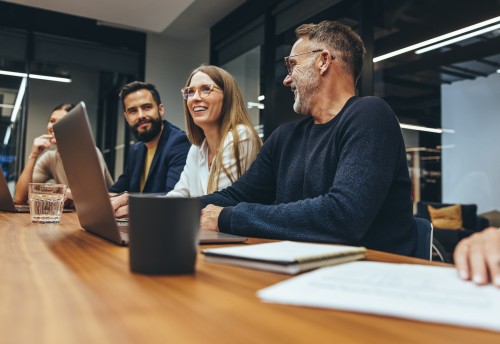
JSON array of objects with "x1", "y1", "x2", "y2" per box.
[
  {"x1": 110, "y1": 193, "x2": 129, "y2": 218},
  {"x1": 454, "y1": 227, "x2": 500, "y2": 287},
  {"x1": 200, "y1": 204, "x2": 223, "y2": 232}
]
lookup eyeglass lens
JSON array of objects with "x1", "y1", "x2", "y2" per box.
[
  {"x1": 283, "y1": 50, "x2": 324, "y2": 75},
  {"x1": 182, "y1": 85, "x2": 216, "y2": 100}
]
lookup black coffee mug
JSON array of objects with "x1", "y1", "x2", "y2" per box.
[{"x1": 128, "y1": 194, "x2": 201, "y2": 275}]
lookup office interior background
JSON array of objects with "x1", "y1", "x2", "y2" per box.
[{"x1": 0, "y1": 0, "x2": 499, "y2": 214}]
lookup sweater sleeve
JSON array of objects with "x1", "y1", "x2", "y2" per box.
[
  {"x1": 32, "y1": 152, "x2": 51, "y2": 183},
  {"x1": 217, "y1": 99, "x2": 407, "y2": 245},
  {"x1": 201, "y1": 128, "x2": 278, "y2": 208}
]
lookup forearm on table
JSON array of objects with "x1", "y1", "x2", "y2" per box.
[
  {"x1": 220, "y1": 195, "x2": 375, "y2": 243},
  {"x1": 14, "y1": 155, "x2": 37, "y2": 204}
]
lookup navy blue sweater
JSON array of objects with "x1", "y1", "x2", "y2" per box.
[{"x1": 201, "y1": 97, "x2": 416, "y2": 256}]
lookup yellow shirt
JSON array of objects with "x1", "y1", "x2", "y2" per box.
[{"x1": 140, "y1": 146, "x2": 157, "y2": 191}]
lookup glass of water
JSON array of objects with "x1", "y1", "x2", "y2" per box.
[{"x1": 28, "y1": 183, "x2": 67, "y2": 224}]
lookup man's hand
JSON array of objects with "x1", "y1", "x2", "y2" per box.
[
  {"x1": 454, "y1": 227, "x2": 500, "y2": 287},
  {"x1": 110, "y1": 193, "x2": 130, "y2": 218},
  {"x1": 30, "y1": 134, "x2": 53, "y2": 158},
  {"x1": 200, "y1": 204, "x2": 223, "y2": 232}
]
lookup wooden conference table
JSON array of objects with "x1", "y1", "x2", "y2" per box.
[{"x1": 1, "y1": 212, "x2": 499, "y2": 344}]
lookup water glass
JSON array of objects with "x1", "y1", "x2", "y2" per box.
[{"x1": 28, "y1": 183, "x2": 67, "y2": 224}]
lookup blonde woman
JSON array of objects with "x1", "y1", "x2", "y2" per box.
[{"x1": 167, "y1": 64, "x2": 262, "y2": 197}]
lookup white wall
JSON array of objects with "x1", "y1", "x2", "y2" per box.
[
  {"x1": 442, "y1": 73, "x2": 500, "y2": 214},
  {"x1": 145, "y1": 33, "x2": 210, "y2": 130}
]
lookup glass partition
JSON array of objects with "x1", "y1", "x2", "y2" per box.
[
  {"x1": 222, "y1": 46, "x2": 264, "y2": 138},
  {"x1": 0, "y1": 63, "x2": 27, "y2": 190}
]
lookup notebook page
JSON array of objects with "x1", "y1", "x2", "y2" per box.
[
  {"x1": 258, "y1": 261, "x2": 500, "y2": 332},
  {"x1": 202, "y1": 241, "x2": 364, "y2": 263}
]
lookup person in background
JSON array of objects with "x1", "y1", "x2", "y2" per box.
[
  {"x1": 14, "y1": 103, "x2": 113, "y2": 204},
  {"x1": 454, "y1": 227, "x2": 500, "y2": 287},
  {"x1": 197, "y1": 21, "x2": 416, "y2": 256},
  {"x1": 109, "y1": 81, "x2": 190, "y2": 195},
  {"x1": 111, "y1": 65, "x2": 262, "y2": 217}
]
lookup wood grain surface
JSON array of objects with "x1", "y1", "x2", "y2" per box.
[{"x1": 0, "y1": 212, "x2": 498, "y2": 343}]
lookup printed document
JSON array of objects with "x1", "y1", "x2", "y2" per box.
[{"x1": 258, "y1": 261, "x2": 500, "y2": 332}]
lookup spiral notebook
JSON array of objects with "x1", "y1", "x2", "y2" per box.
[{"x1": 202, "y1": 241, "x2": 367, "y2": 274}]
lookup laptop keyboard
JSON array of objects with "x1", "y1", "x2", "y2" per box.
[{"x1": 116, "y1": 220, "x2": 129, "y2": 234}]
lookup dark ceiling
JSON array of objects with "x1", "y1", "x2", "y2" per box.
[
  {"x1": 370, "y1": 0, "x2": 500, "y2": 127},
  {"x1": 1, "y1": 0, "x2": 499, "y2": 130}
]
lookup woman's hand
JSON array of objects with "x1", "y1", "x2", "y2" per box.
[{"x1": 30, "y1": 134, "x2": 53, "y2": 158}]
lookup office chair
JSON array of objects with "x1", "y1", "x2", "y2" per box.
[
  {"x1": 431, "y1": 238, "x2": 453, "y2": 263},
  {"x1": 414, "y1": 217, "x2": 433, "y2": 260},
  {"x1": 415, "y1": 201, "x2": 489, "y2": 255},
  {"x1": 414, "y1": 217, "x2": 453, "y2": 263}
]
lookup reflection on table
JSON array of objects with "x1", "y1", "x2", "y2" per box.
[{"x1": 0, "y1": 212, "x2": 498, "y2": 343}]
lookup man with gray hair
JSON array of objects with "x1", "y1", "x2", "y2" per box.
[{"x1": 199, "y1": 21, "x2": 416, "y2": 256}]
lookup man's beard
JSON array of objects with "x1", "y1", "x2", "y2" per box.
[
  {"x1": 131, "y1": 117, "x2": 163, "y2": 142},
  {"x1": 293, "y1": 62, "x2": 319, "y2": 115}
]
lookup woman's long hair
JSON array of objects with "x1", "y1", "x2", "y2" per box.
[{"x1": 183, "y1": 65, "x2": 262, "y2": 193}]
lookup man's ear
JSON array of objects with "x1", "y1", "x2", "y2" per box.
[
  {"x1": 158, "y1": 104, "x2": 165, "y2": 118},
  {"x1": 319, "y1": 51, "x2": 333, "y2": 76}
]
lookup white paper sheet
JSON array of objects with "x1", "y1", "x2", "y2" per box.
[{"x1": 257, "y1": 261, "x2": 500, "y2": 332}]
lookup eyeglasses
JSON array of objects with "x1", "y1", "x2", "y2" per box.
[
  {"x1": 283, "y1": 49, "x2": 329, "y2": 75},
  {"x1": 181, "y1": 84, "x2": 222, "y2": 100}
]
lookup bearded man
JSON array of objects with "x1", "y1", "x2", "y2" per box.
[
  {"x1": 109, "y1": 81, "x2": 190, "y2": 194},
  {"x1": 199, "y1": 21, "x2": 417, "y2": 256}
]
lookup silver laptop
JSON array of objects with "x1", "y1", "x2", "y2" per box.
[
  {"x1": 0, "y1": 169, "x2": 30, "y2": 212},
  {"x1": 53, "y1": 101, "x2": 247, "y2": 246}
]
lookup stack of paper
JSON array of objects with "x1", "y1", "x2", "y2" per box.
[{"x1": 202, "y1": 241, "x2": 366, "y2": 274}]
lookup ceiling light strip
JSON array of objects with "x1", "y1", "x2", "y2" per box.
[
  {"x1": 373, "y1": 15, "x2": 500, "y2": 63},
  {"x1": 3, "y1": 77, "x2": 27, "y2": 145},
  {"x1": 247, "y1": 102, "x2": 265, "y2": 109},
  {"x1": 0, "y1": 70, "x2": 71, "y2": 83},
  {"x1": 0, "y1": 70, "x2": 27, "y2": 78},
  {"x1": 415, "y1": 22, "x2": 500, "y2": 54},
  {"x1": 10, "y1": 77, "x2": 27, "y2": 124},
  {"x1": 3, "y1": 127, "x2": 12, "y2": 145},
  {"x1": 400, "y1": 123, "x2": 455, "y2": 134},
  {"x1": 28, "y1": 74, "x2": 71, "y2": 83}
]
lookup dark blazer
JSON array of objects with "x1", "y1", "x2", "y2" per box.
[{"x1": 109, "y1": 120, "x2": 190, "y2": 193}]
